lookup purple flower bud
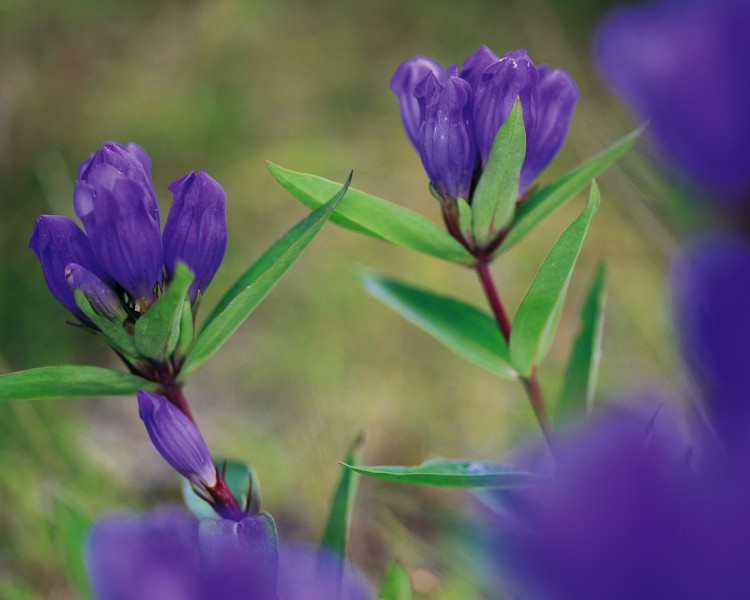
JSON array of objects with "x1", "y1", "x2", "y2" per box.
[
  {"x1": 75, "y1": 161, "x2": 163, "y2": 303},
  {"x1": 520, "y1": 66, "x2": 578, "y2": 191},
  {"x1": 28, "y1": 215, "x2": 110, "y2": 321},
  {"x1": 595, "y1": 0, "x2": 750, "y2": 204},
  {"x1": 415, "y1": 73, "x2": 477, "y2": 200},
  {"x1": 473, "y1": 49, "x2": 539, "y2": 167},
  {"x1": 390, "y1": 56, "x2": 447, "y2": 149},
  {"x1": 137, "y1": 391, "x2": 217, "y2": 488},
  {"x1": 65, "y1": 263, "x2": 125, "y2": 322},
  {"x1": 460, "y1": 45, "x2": 501, "y2": 92},
  {"x1": 163, "y1": 171, "x2": 227, "y2": 301}
]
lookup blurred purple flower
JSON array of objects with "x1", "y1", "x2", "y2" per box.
[
  {"x1": 85, "y1": 508, "x2": 373, "y2": 600},
  {"x1": 595, "y1": 0, "x2": 750, "y2": 204},
  {"x1": 163, "y1": 171, "x2": 227, "y2": 302},
  {"x1": 392, "y1": 46, "x2": 577, "y2": 200}
]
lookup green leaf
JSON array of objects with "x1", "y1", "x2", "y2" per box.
[
  {"x1": 267, "y1": 162, "x2": 474, "y2": 265},
  {"x1": 472, "y1": 98, "x2": 525, "y2": 248},
  {"x1": 510, "y1": 182, "x2": 601, "y2": 376},
  {"x1": 556, "y1": 263, "x2": 607, "y2": 422},
  {"x1": 74, "y1": 289, "x2": 137, "y2": 358},
  {"x1": 134, "y1": 262, "x2": 194, "y2": 363},
  {"x1": 497, "y1": 127, "x2": 641, "y2": 254},
  {"x1": 0, "y1": 365, "x2": 155, "y2": 401},
  {"x1": 321, "y1": 435, "x2": 363, "y2": 559},
  {"x1": 379, "y1": 561, "x2": 413, "y2": 600},
  {"x1": 176, "y1": 296, "x2": 194, "y2": 358},
  {"x1": 53, "y1": 497, "x2": 92, "y2": 600},
  {"x1": 343, "y1": 459, "x2": 543, "y2": 488},
  {"x1": 361, "y1": 273, "x2": 516, "y2": 379},
  {"x1": 182, "y1": 458, "x2": 260, "y2": 519},
  {"x1": 183, "y1": 177, "x2": 351, "y2": 374}
]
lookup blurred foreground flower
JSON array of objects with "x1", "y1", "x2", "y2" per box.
[
  {"x1": 86, "y1": 509, "x2": 372, "y2": 600},
  {"x1": 596, "y1": 0, "x2": 750, "y2": 206}
]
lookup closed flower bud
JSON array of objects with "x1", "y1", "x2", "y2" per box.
[
  {"x1": 163, "y1": 171, "x2": 227, "y2": 302},
  {"x1": 74, "y1": 158, "x2": 163, "y2": 305},
  {"x1": 65, "y1": 263, "x2": 126, "y2": 322},
  {"x1": 28, "y1": 215, "x2": 111, "y2": 322},
  {"x1": 137, "y1": 391, "x2": 217, "y2": 488}
]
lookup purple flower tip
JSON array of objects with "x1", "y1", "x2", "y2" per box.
[
  {"x1": 137, "y1": 391, "x2": 217, "y2": 488},
  {"x1": 65, "y1": 263, "x2": 124, "y2": 321}
]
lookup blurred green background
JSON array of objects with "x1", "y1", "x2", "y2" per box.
[{"x1": 0, "y1": 0, "x2": 689, "y2": 597}]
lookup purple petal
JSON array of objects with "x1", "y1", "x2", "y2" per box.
[
  {"x1": 65, "y1": 263, "x2": 124, "y2": 321},
  {"x1": 460, "y1": 45, "x2": 501, "y2": 92},
  {"x1": 595, "y1": 0, "x2": 750, "y2": 202},
  {"x1": 75, "y1": 165, "x2": 163, "y2": 302},
  {"x1": 163, "y1": 171, "x2": 227, "y2": 301},
  {"x1": 473, "y1": 50, "x2": 538, "y2": 166},
  {"x1": 390, "y1": 56, "x2": 446, "y2": 149},
  {"x1": 137, "y1": 391, "x2": 217, "y2": 488},
  {"x1": 28, "y1": 215, "x2": 110, "y2": 321},
  {"x1": 520, "y1": 67, "x2": 578, "y2": 191},
  {"x1": 416, "y1": 75, "x2": 477, "y2": 200}
]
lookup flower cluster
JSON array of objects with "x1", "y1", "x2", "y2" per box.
[
  {"x1": 391, "y1": 46, "x2": 577, "y2": 205},
  {"x1": 29, "y1": 141, "x2": 227, "y2": 366}
]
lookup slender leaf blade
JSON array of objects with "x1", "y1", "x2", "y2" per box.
[
  {"x1": 183, "y1": 177, "x2": 351, "y2": 374},
  {"x1": 53, "y1": 497, "x2": 92, "y2": 600},
  {"x1": 556, "y1": 263, "x2": 607, "y2": 421},
  {"x1": 498, "y1": 127, "x2": 641, "y2": 253},
  {"x1": 267, "y1": 162, "x2": 474, "y2": 265},
  {"x1": 343, "y1": 459, "x2": 543, "y2": 488},
  {"x1": 361, "y1": 273, "x2": 516, "y2": 379},
  {"x1": 379, "y1": 561, "x2": 413, "y2": 600},
  {"x1": 321, "y1": 436, "x2": 363, "y2": 559},
  {"x1": 510, "y1": 182, "x2": 601, "y2": 376},
  {"x1": 0, "y1": 365, "x2": 155, "y2": 401},
  {"x1": 472, "y1": 98, "x2": 525, "y2": 247}
]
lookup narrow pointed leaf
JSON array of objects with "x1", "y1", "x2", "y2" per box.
[
  {"x1": 176, "y1": 296, "x2": 194, "y2": 358},
  {"x1": 343, "y1": 459, "x2": 543, "y2": 488},
  {"x1": 74, "y1": 289, "x2": 138, "y2": 358},
  {"x1": 134, "y1": 262, "x2": 194, "y2": 362},
  {"x1": 497, "y1": 127, "x2": 641, "y2": 254},
  {"x1": 361, "y1": 273, "x2": 516, "y2": 379},
  {"x1": 321, "y1": 436, "x2": 363, "y2": 559},
  {"x1": 182, "y1": 177, "x2": 351, "y2": 374},
  {"x1": 510, "y1": 182, "x2": 601, "y2": 376},
  {"x1": 379, "y1": 561, "x2": 412, "y2": 600},
  {"x1": 267, "y1": 162, "x2": 474, "y2": 265},
  {"x1": 556, "y1": 263, "x2": 607, "y2": 421},
  {"x1": 53, "y1": 497, "x2": 92, "y2": 600},
  {"x1": 472, "y1": 98, "x2": 525, "y2": 247},
  {"x1": 0, "y1": 365, "x2": 155, "y2": 401}
]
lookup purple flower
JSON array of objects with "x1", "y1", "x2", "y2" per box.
[
  {"x1": 163, "y1": 171, "x2": 227, "y2": 302},
  {"x1": 28, "y1": 215, "x2": 111, "y2": 322},
  {"x1": 595, "y1": 0, "x2": 750, "y2": 204},
  {"x1": 65, "y1": 263, "x2": 125, "y2": 322},
  {"x1": 392, "y1": 46, "x2": 577, "y2": 200},
  {"x1": 137, "y1": 391, "x2": 217, "y2": 489},
  {"x1": 85, "y1": 508, "x2": 373, "y2": 600},
  {"x1": 74, "y1": 143, "x2": 163, "y2": 303}
]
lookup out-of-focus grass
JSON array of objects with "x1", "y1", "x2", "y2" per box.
[{"x1": 0, "y1": 0, "x2": 684, "y2": 596}]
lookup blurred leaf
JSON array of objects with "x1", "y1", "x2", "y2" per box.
[
  {"x1": 472, "y1": 98, "x2": 525, "y2": 248},
  {"x1": 497, "y1": 127, "x2": 641, "y2": 254},
  {"x1": 53, "y1": 497, "x2": 92, "y2": 600},
  {"x1": 321, "y1": 435, "x2": 363, "y2": 559},
  {"x1": 73, "y1": 290, "x2": 137, "y2": 358},
  {"x1": 0, "y1": 366, "x2": 155, "y2": 401},
  {"x1": 182, "y1": 177, "x2": 350, "y2": 374},
  {"x1": 267, "y1": 162, "x2": 474, "y2": 265},
  {"x1": 343, "y1": 459, "x2": 543, "y2": 488},
  {"x1": 556, "y1": 263, "x2": 607, "y2": 422},
  {"x1": 361, "y1": 273, "x2": 516, "y2": 379},
  {"x1": 510, "y1": 182, "x2": 600, "y2": 376},
  {"x1": 134, "y1": 263, "x2": 194, "y2": 363},
  {"x1": 181, "y1": 458, "x2": 260, "y2": 519},
  {"x1": 379, "y1": 561, "x2": 412, "y2": 600}
]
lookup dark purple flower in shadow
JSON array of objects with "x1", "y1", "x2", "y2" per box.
[
  {"x1": 163, "y1": 171, "x2": 227, "y2": 302},
  {"x1": 391, "y1": 46, "x2": 577, "y2": 201},
  {"x1": 595, "y1": 0, "x2": 750, "y2": 204}
]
